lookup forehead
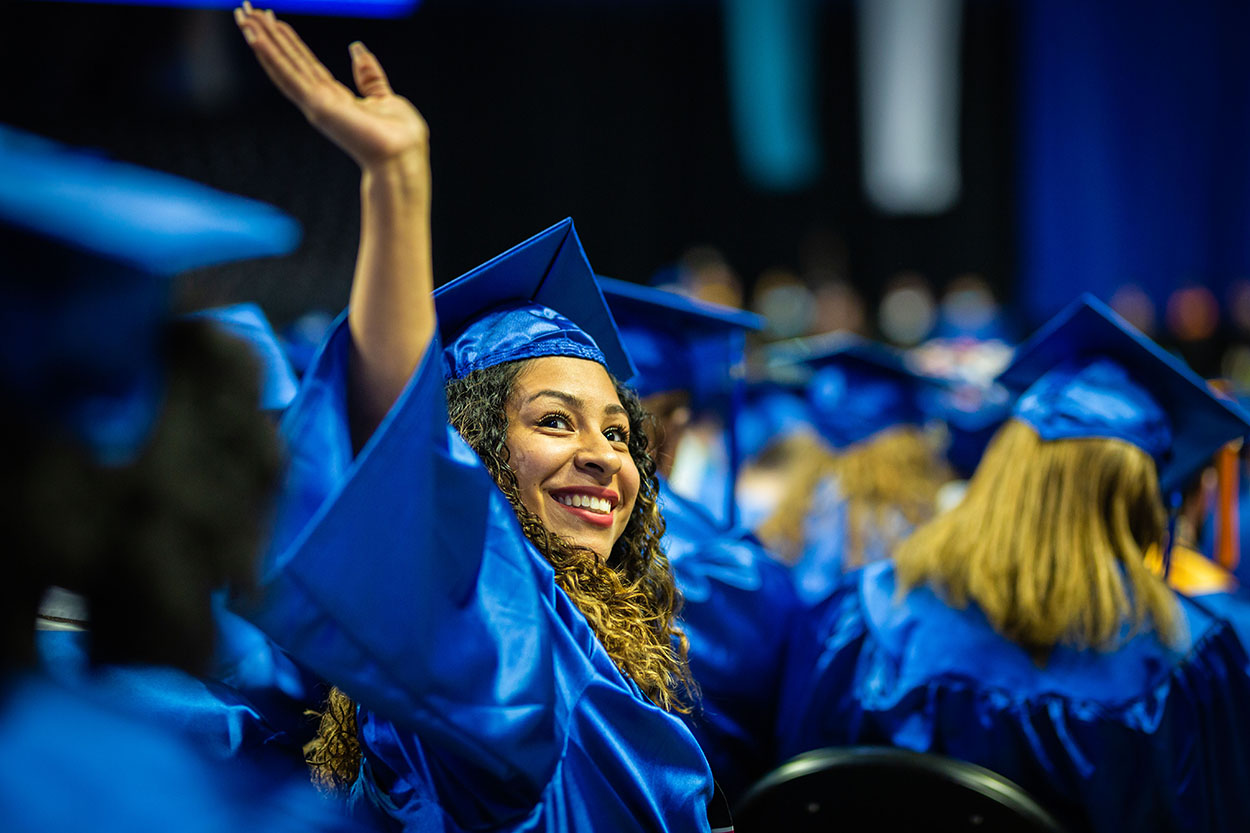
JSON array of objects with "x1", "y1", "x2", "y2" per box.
[{"x1": 511, "y1": 356, "x2": 625, "y2": 411}]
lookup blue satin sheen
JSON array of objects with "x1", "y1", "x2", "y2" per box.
[
  {"x1": 788, "y1": 475, "x2": 907, "y2": 607},
  {"x1": 1013, "y1": 358, "x2": 1172, "y2": 458},
  {"x1": 240, "y1": 316, "x2": 714, "y2": 832},
  {"x1": 0, "y1": 673, "x2": 357, "y2": 833},
  {"x1": 808, "y1": 364, "x2": 925, "y2": 449},
  {"x1": 777, "y1": 560, "x2": 1250, "y2": 832},
  {"x1": 659, "y1": 478, "x2": 800, "y2": 803},
  {"x1": 442, "y1": 302, "x2": 608, "y2": 380}
]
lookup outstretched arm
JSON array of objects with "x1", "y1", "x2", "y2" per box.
[{"x1": 235, "y1": 5, "x2": 433, "y2": 446}]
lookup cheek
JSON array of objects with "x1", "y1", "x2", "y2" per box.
[{"x1": 619, "y1": 455, "x2": 642, "y2": 515}]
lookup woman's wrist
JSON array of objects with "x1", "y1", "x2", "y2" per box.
[{"x1": 361, "y1": 150, "x2": 431, "y2": 209}]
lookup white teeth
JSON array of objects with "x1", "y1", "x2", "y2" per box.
[{"x1": 555, "y1": 494, "x2": 612, "y2": 514}]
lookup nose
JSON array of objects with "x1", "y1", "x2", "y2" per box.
[{"x1": 574, "y1": 430, "x2": 623, "y2": 479}]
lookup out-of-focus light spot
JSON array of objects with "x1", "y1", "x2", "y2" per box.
[
  {"x1": 1166, "y1": 285, "x2": 1219, "y2": 342},
  {"x1": 859, "y1": 0, "x2": 963, "y2": 214},
  {"x1": 1227, "y1": 279, "x2": 1250, "y2": 334},
  {"x1": 1109, "y1": 284, "x2": 1157, "y2": 335},
  {"x1": 754, "y1": 268, "x2": 814, "y2": 339},
  {"x1": 937, "y1": 273, "x2": 999, "y2": 337},
  {"x1": 878, "y1": 272, "x2": 936, "y2": 346},
  {"x1": 725, "y1": 0, "x2": 821, "y2": 191},
  {"x1": 811, "y1": 280, "x2": 867, "y2": 335},
  {"x1": 1221, "y1": 344, "x2": 1250, "y2": 391},
  {"x1": 678, "y1": 246, "x2": 745, "y2": 310}
]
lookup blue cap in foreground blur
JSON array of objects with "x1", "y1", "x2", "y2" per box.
[
  {"x1": 997, "y1": 294, "x2": 1250, "y2": 494},
  {"x1": 434, "y1": 218, "x2": 635, "y2": 382},
  {"x1": 0, "y1": 126, "x2": 301, "y2": 462}
]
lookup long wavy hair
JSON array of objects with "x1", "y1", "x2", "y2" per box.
[
  {"x1": 307, "y1": 356, "x2": 694, "y2": 793},
  {"x1": 892, "y1": 419, "x2": 1182, "y2": 661}
]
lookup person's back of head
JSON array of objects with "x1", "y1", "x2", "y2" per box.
[
  {"x1": 894, "y1": 295, "x2": 1250, "y2": 660},
  {"x1": 0, "y1": 125, "x2": 297, "y2": 678}
]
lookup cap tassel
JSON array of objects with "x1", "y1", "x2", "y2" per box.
[
  {"x1": 1216, "y1": 439, "x2": 1242, "y2": 571},
  {"x1": 1162, "y1": 490, "x2": 1182, "y2": 580}
]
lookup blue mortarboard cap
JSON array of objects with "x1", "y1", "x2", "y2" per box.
[
  {"x1": 433, "y1": 219, "x2": 635, "y2": 382},
  {"x1": 998, "y1": 294, "x2": 1250, "y2": 494},
  {"x1": 597, "y1": 276, "x2": 763, "y2": 400},
  {"x1": 768, "y1": 333, "x2": 946, "y2": 449},
  {"x1": 0, "y1": 126, "x2": 301, "y2": 462},
  {"x1": 188, "y1": 304, "x2": 299, "y2": 412},
  {"x1": 737, "y1": 380, "x2": 816, "y2": 462}
]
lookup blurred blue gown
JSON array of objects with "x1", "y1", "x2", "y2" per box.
[
  {"x1": 787, "y1": 475, "x2": 910, "y2": 607},
  {"x1": 777, "y1": 560, "x2": 1250, "y2": 833},
  {"x1": 35, "y1": 599, "x2": 312, "y2": 769},
  {"x1": 659, "y1": 478, "x2": 800, "y2": 803},
  {"x1": 0, "y1": 671, "x2": 356, "y2": 833},
  {"x1": 240, "y1": 319, "x2": 715, "y2": 832}
]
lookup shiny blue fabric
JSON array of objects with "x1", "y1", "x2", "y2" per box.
[
  {"x1": 1013, "y1": 357, "x2": 1172, "y2": 459},
  {"x1": 787, "y1": 476, "x2": 908, "y2": 607},
  {"x1": 777, "y1": 561, "x2": 1250, "y2": 833},
  {"x1": 808, "y1": 364, "x2": 925, "y2": 449},
  {"x1": 660, "y1": 479, "x2": 800, "y2": 803},
  {"x1": 442, "y1": 302, "x2": 607, "y2": 380},
  {"x1": 0, "y1": 673, "x2": 358, "y2": 833},
  {"x1": 242, "y1": 316, "x2": 714, "y2": 832}
]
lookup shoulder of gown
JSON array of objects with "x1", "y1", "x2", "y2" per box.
[{"x1": 777, "y1": 560, "x2": 1250, "y2": 833}]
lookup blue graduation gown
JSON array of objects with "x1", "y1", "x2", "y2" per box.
[
  {"x1": 241, "y1": 318, "x2": 714, "y2": 832},
  {"x1": 777, "y1": 560, "x2": 1250, "y2": 833},
  {"x1": 659, "y1": 478, "x2": 800, "y2": 803},
  {"x1": 0, "y1": 672, "x2": 355, "y2": 833},
  {"x1": 788, "y1": 475, "x2": 908, "y2": 607},
  {"x1": 35, "y1": 601, "x2": 312, "y2": 770}
]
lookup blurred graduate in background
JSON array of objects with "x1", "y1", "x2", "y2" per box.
[
  {"x1": 775, "y1": 295, "x2": 1250, "y2": 833},
  {"x1": 754, "y1": 335, "x2": 954, "y2": 606},
  {"x1": 0, "y1": 125, "x2": 358, "y2": 832},
  {"x1": 601, "y1": 277, "x2": 801, "y2": 805}
]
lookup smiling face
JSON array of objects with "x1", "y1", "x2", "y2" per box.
[{"x1": 504, "y1": 356, "x2": 640, "y2": 561}]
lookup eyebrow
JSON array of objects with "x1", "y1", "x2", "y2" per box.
[{"x1": 526, "y1": 389, "x2": 627, "y2": 417}]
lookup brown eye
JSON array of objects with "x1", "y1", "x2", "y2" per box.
[
  {"x1": 538, "y1": 413, "x2": 572, "y2": 431},
  {"x1": 604, "y1": 426, "x2": 629, "y2": 444}
]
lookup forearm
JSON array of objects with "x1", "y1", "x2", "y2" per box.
[{"x1": 348, "y1": 151, "x2": 435, "y2": 447}]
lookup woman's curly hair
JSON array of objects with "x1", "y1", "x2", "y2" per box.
[{"x1": 308, "y1": 357, "x2": 695, "y2": 793}]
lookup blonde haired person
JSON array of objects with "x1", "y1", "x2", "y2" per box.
[
  {"x1": 775, "y1": 296, "x2": 1250, "y2": 833},
  {"x1": 752, "y1": 336, "x2": 952, "y2": 604},
  {"x1": 231, "y1": 7, "x2": 720, "y2": 831}
]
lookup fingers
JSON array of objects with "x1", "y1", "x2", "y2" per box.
[
  {"x1": 349, "y1": 41, "x2": 394, "y2": 99},
  {"x1": 234, "y1": 5, "x2": 339, "y2": 108}
]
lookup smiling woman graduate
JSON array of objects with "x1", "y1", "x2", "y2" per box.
[{"x1": 232, "y1": 7, "x2": 715, "y2": 832}]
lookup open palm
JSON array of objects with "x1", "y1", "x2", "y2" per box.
[{"x1": 235, "y1": 5, "x2": 427, "y2": 170}]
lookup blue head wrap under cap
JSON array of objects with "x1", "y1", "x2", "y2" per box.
[
  {"x1": 443, "y1": 302, "x2": 608, "y2": 380},
  {"x1": 1012, "y1": 358, "x2": 1172, "y2": 459}
]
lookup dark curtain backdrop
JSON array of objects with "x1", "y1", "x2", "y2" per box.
[{"x1": 5, "y1": 0, "x2": 1014, "y2": 330}]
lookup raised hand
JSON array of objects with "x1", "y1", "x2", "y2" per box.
[{"x1": 234, "y1": 3, "x2": 428, "y2": 173}]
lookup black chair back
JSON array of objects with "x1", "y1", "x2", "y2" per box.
[{"x1": 733, "y1": 746, "x2": 1072, "y2": 833}]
